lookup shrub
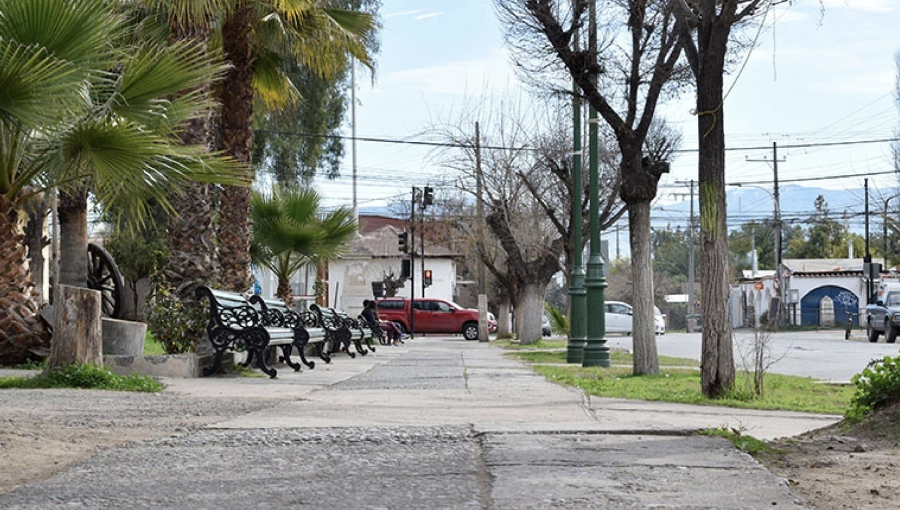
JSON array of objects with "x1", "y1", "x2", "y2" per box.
[
  {"x1": 144, "y1": 282, "x2": 207, "y2": 354},
  {"x1": 846, "y1": 355, "x2": 900, "y2": 422}
]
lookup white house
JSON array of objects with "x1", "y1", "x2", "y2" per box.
[{"x1": 325, "y1": 225, "x2": 458, "y2": 318}]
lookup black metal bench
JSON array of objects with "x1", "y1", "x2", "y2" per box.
[
  {"x1": 310, "y1": 304, "x2": 363, "y2": 358},
  {"x1": 195, "y1": 286, "x2": 299, "y2": 378},
  {"x1": 249, "y1": 295, "x2": 330, "y2": 367},
  {"x1": 337, "y1": 310, "x2": 377, "y2": 353}
]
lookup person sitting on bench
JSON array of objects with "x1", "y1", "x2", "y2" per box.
[{"x1": 362, "y1": 300, "x2": 404, "y2": 345}]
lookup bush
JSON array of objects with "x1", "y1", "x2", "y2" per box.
[
  {"x1": 144, "y1": 282, "x2": 207, "y2": 354},
  {"x1": 846, "y1": 355, "x2": 900, "y2": 422}
]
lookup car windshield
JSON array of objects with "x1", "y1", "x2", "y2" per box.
[{"x1": 887, "y1": 293, "x2": 900, "y2": 307}]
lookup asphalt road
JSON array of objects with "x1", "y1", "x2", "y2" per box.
[{"x1": 600, "y1": 328, "x2": 900, "y2": 383}]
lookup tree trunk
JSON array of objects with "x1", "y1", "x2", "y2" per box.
[
  {"x1": 497, "y1": 295, "x2": 512, "y2": 338},
  {"x1": 217, "y1": 2, "x2": 255, "y2": 293},
  {"x1": 0, "y1": 195, "x2": 51, "y2": 364},
  {"x1": 697, "y1": 40, "x2": 735, "y2": 398},
  {"x1": 23, "y1": 193, "x2": 48, "y2": 304},
  {"x1": 57, "y1": 187, "x2": 89, "y2": 289},
  {"x1": 45, "y1": 285, "x2": 103, "y2": 371},
  {"x1": 165, "y1": 11, "x2": 219, "y2": 301},
  {"x1": 516, "y1": 282, "x2": 547, "y2": 344},
  {"x1": 628, "y1": 200, "x2": 659, "y2": 375}
]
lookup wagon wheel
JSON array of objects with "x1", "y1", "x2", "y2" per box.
[{"x1": 87, "y1": 243, "x2": 125, "y2": 319}]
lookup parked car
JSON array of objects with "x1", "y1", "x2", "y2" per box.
[
  {"x1": 865, "y1": 283, "x2": 900, "y2": 343},
  {"x1": 604, "y1": 301, "x2": 666, "y2": 335},
  {"x1": 541, "y1": 315, "x2": 552, "y2": 337},
  {"x1": 376, "y1": 298, "x2": 492, "y2": 340}
]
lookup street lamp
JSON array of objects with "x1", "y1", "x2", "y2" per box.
[{"x1": 732, "y1": 183, "x2": 783, "y2": 323}]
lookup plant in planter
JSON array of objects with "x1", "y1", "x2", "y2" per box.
[{"x1": 144, "y1": 280, "x2": 207, "y2": 354}]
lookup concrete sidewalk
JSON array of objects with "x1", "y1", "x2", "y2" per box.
[{"x1": 0, "y1": 337, "x2": 835, "y2": 509}]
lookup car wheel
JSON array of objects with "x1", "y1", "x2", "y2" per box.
[
  {"x1": 462, "y1": 322, "x2": 479, "y2": 341},
  {"x1": 888, "y1": 325, "x2": 898, "y2": 344},
  {"x1": 868, "y1": 320, "x2": 880, "y2": 343}
]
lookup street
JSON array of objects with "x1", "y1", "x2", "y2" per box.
[{"x1": 601, "y1": 328, "x2": 900, "y2": 383}]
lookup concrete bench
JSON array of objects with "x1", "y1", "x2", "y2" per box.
[
  {"x1": 249, "y1": 295, "x2": 330, "y2": 367},
  {"x1": 195, "y1": 286, "x2": 297, "y2": 378}
]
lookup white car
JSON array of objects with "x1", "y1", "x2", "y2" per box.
[{"x1": 604, "y1": 301, "x2": 666, "y2": 335}]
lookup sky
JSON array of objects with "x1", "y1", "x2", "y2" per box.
[{"x1": 315, "y1": 0, "x2": 900, "y2": 231}]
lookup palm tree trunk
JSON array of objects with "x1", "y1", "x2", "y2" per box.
[
  {"x1": 0, "y1": 195, "x2": 51, "y2": 364},
  {"x1": 57, "y1": 187, "x2": 89, "y2": 289},
  {"x1": 164, "y1": 12, "x2": 220, "y2": 300},
  {"x1": 217, "y1": 2, "x2": 255, "y2": 292}
]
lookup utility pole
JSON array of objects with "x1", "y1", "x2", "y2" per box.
[
  {"x1": 409, "y1": 187, "x2": 418, "y2": 338},
  {"x1": 746, "y1": 142, "x2": 785, "y2": 324},
  {"x1": 475, "y1": 122, "x2": 489, "y2": 342},
  {"x1": 672, "y1": 180, "x2": 697, "y2": 310}
]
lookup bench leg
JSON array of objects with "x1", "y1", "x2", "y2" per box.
[
  {"x1": 314, "y1": 342, "x2": 331, "y2": 364},
  {"x1": 202, "y1": 348, "x2": 226, "y2": 377},
  {"x1": 294, "y1": 340, "x2": 316, "y2": 369},
  {"x1": 352, "y1": 336, "x2": 368, "y2": 356},
  {"x1": 253, "y1": 346, "x2": 278, "y2": 378},
  {"x1": 279, "y1": 345, "x2": 302, "y2": 372},
  {"x1": 366, "y1": 336, "x2": 376, "y2": 353}
]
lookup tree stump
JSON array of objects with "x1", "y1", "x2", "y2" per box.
[{"x1": 46, "y1": 285, "x2": 103, "y2": 371}]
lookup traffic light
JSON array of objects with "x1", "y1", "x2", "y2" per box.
[
  {"x1": 401, "y1": 259, "x2": 411, "y2": 278},
  {"x1": 423, "y1": 186, "x2": 434, "y2": 206},
  {"x1": 423, "y1": 269, "x2": 433, "y2": 287},
  {"x1": 398, "y1": 231, "x2": 408, "y2": 253}
]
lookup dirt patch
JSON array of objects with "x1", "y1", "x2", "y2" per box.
[
  {"x1": 757, "y1": 403, "x2": 900, "y2": 510},
  {"x1": 0, "y1": 388, "x2": 278, "y2": 495}
]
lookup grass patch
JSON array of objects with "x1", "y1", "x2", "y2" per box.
[
  {"x1": 531, "y1": 364, "x2": 851, "y2": 415},
  {"x1": 701, "y1": 428, "x2": 770, "y2": 455},
  {"x1": 0, "y1": 363, "x2": 163, "y2": 392},
  {"x1": 506, "y1": 349, "x2": 699, "y2": 367},
  {"x1": 493, "y1": 338, "x2": 568, "y2": 350},
  {"x1": 143, "y1": 331, "x2": 167, "y2": 356}
]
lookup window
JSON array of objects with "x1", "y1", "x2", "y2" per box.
[{"x1": 377, "y1": 300, "x2": 404, "y2": 310}]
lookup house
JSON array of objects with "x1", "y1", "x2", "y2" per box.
[
  {"x1": 737, "y1": 258, "x2": 870, "y2": 328},
  {"x1": 324, "y1": 224, "x2": 459, "y2": 317}
]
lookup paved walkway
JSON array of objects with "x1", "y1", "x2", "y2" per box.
[{"x1": 0, "y1": 337, "x2": 837, "y2": 509}]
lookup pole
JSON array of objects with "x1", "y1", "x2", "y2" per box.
[
  {"x1": 409, "y1": 188, "x2": 417, "y2": 338},
  {"x1": 351, "y1": 63, "x2": 359, "y2": 226},
  {"x1": 420, "y1": 194, "x2": 426, "y2": 297},
  {"x1": 567, "y1": 10, "x2": 586, "y2": 364},
  {"x1": 688, "y1": 180, "x2": 696, "y2": 311},
  {"x1": 475, "y1": 122, "x2": 490, "y2": 342},
  {"x1": 865, "y1": 179, "x2": 872, "y2": 304},
  {"x1": 773, "y1": 143, "x2": 783, "y2": 325},
  {"x1": 582, "y1": 0, "x2": 610, "y2": 367}
]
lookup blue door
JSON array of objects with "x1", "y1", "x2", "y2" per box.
[{"x1": 799, "y1": 286, "x2": 859, "y2": 326}]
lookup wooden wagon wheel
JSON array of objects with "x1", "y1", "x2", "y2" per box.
[{"x1": 87, "y1": 243, "x2": 125, "y2": 319}]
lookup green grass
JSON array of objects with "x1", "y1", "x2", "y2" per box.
[
  {"x1": 497, "y1": 341, "x2": 848, "y2": 414},
  {"x1": 0, "y1": 363, "x2": 163, "y2": 392},
  {"x1": 143, "y1": 331, "x2": 167, "y2": 356},
  {"x1": 530, "y1": 364, "x2": 851, "y2": 415},
  {"x1": 508, "y1": 349, "x2": 699, "y2": 367}
]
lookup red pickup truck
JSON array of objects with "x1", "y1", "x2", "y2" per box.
[{"x1": 375, "y1": 298, "x2": 493, "y2": 340}]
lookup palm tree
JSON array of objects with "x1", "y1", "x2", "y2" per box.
[
  {"x1": 0, "y1": 0, "x2": 244, "y2": 364},
  {"x1": 250, "y1": 186, "x2": 357, "y2": 303},
  {"x1": 217, "y1": 1, "x2": 377, "y2": 292}
]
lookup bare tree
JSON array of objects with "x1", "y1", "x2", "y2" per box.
[
  {"x1": 496, "y1": 0, "x2": 685, "y2": 374},
  {"x1": 428, "y1": 94, "x2": 620, "y2": 343},
  {"x1": 670, "y1": 0, "x2": 768, "y2": 397}
]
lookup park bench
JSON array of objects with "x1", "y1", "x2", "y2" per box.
[
  {"x1": 249, "y1": 295, "x2": 330, "y2": 367},
  {"x1": 336, "y1": 310, "x2": 377, "y2": 353},
  {"x1": 309, "y1": 304, "x2": 363, "y2": 358},
  {"x1": 195, "y1": 286, "x2": 299, "y2": 378}
]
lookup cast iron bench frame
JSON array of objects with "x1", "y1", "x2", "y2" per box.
[
  {"x1": 195, "y1": 286, "x2": 300, "y2": 378},
  {"x1": 249, "y1": 295, "x2": 330, "y2": 367}
]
